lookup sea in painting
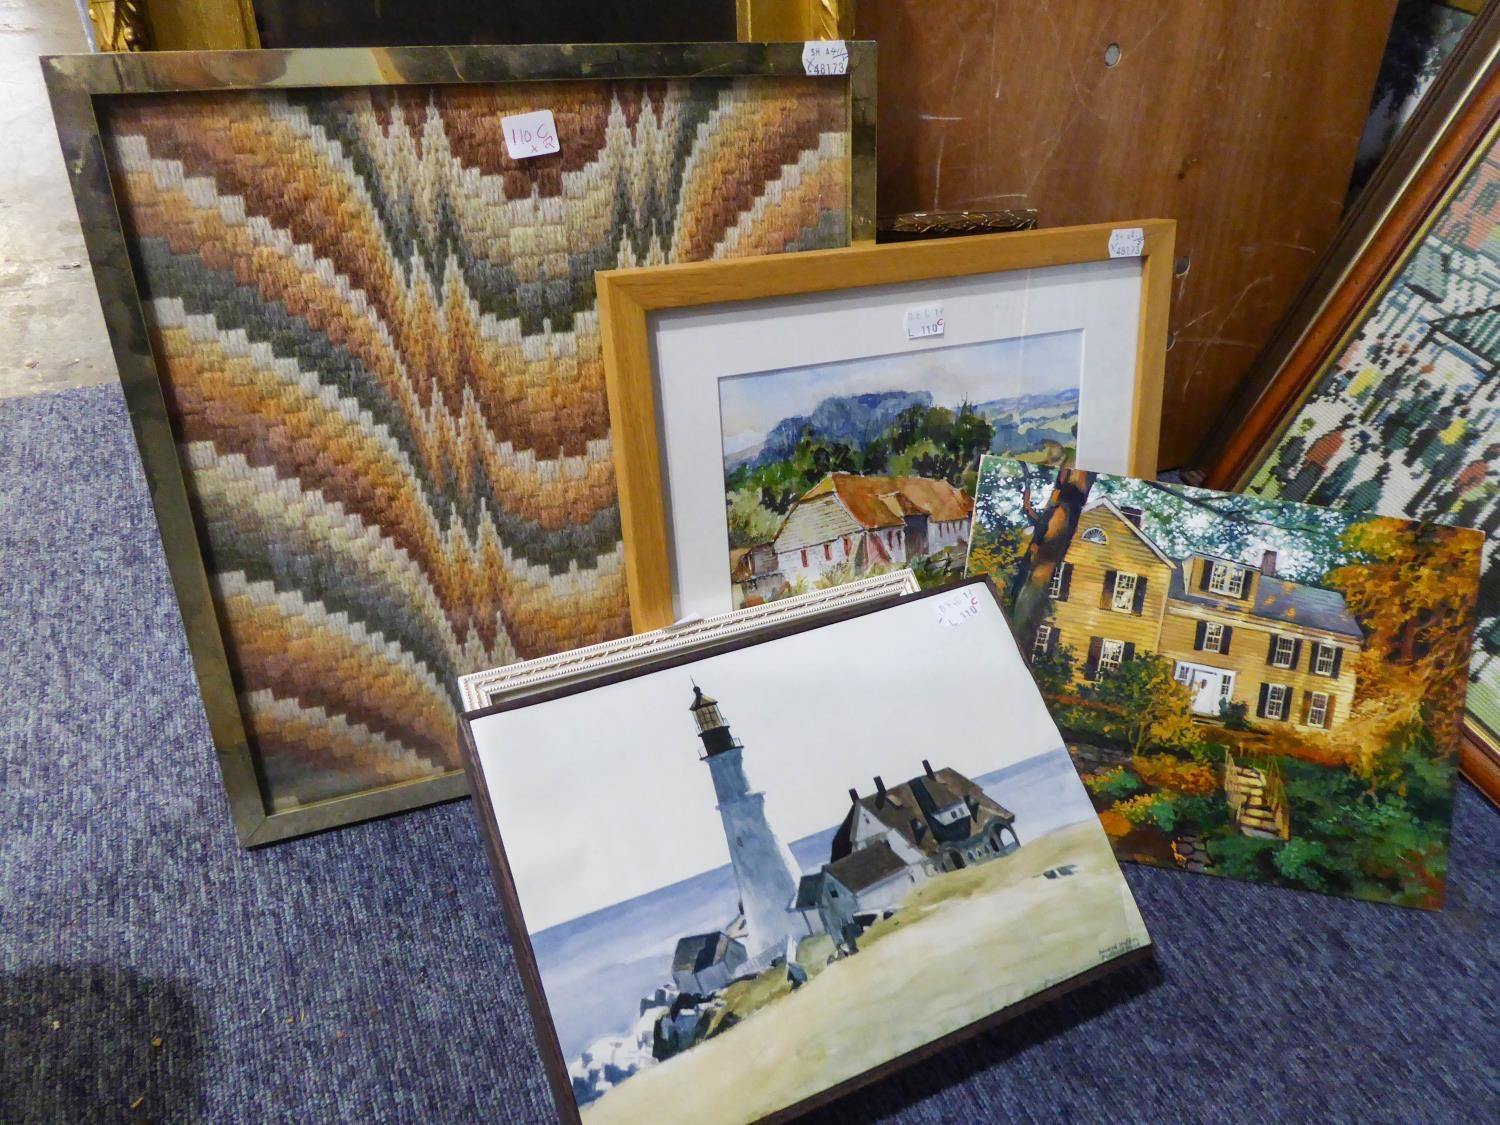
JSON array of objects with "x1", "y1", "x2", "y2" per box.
[
  {"x1": 719, "y1": 331, "x2": 1081, "y2": 606},
  {"x1": 966, "y1": 457, "x2": 1482, "y2": 906},
  {"x1": 473, "y1": 595, "x2": 1148, "y2": 1124}
]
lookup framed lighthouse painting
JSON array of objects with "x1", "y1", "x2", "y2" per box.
[{"x1": 460, "y1": 580, "x2": 1152, "y2": 1124}]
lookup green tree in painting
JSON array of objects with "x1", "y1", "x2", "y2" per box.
[
  {"x1": 965, "y1": 518, "x2": 1027, "y2": 611},
  {"x1": 1082, "y1": 653, "x2": 1197, "y2": 756}
]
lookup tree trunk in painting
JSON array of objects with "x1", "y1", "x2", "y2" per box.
[{"x1": 1011, "y1": 469, "x2": 1096, "y2": 655}]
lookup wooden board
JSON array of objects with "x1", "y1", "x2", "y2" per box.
[{"x1": 856, "y1": 1, "x2": 1397, "y2": 467}]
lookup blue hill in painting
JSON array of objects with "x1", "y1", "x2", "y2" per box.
[
  {"x1": 976, "y1": 388, "x2": 1079, "y2": 453},
  {"x1": 731, "y1": 387, "x2": 1079, "y2": 470},
  {"x1": 740, "y1": 390, "x2": 933, "y2": 469}
]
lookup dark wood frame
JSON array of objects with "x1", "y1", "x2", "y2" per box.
[
  {"x1": 42, "y1": 42, "x2": 875, "y2": 846},
  {"x1": 457, "y1": 576, "x2": 1152, "y2": 1124},
  {"x1": 1193, "y1": 6, "x2": 1500, "y2": 805}
]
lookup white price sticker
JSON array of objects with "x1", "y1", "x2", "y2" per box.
[
  {"x1": 1108, "y1": 226, "x2": 1146, "y2": 258},
  {"x1": 905, "y1": 304, "x2": 945, "y2": 340},
  {"x1": 934, "y1": 587, "x2": 983, "y2": 628},
  {"x1": 502, "y1": 109, "x2": 560, "y2": 160},
  {"x1": 802, "y1": 40, "x2": 850, "y2": 76}
]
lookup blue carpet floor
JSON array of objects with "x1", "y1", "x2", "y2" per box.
[{"x1": 2, "y1": 383, "x2": 1498, "y2": 1124}]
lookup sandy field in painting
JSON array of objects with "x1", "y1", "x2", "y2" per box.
[{"x1": 581, "y1": 821, "x2": 1150, "y2": 1125}]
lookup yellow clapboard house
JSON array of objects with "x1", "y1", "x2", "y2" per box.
[{"x1": 1033, "y1": 498, "x2": 1362, "y2": 729}]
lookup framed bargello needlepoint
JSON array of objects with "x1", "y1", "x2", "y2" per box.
[{"x1": 43, "y1": 43, "x2": 875, "y2": 843}]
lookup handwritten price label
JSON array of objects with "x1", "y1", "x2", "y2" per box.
[
  {"x1": 934, "y1": 588, "x2": 983, "y2": 628},
  {"x1": 1108, "y1": 226, "x2": 1145, "y2": 258},
  {"x1": 905, "y1": 304, "x2": 945, "y2": 340},
  {"x1": 502, "y1": 109, "x2": 560, "y2": 160},
  {"x1": 802, "y1": 40, "x2": 850, "y2": 76}
]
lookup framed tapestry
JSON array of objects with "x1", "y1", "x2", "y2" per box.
[
  {"x1": 1193, "y1": 7, "x2": 1500, "y2": 803},
  {"x1": 598, "y1": 220, "x2": 1175, "y2": 630},
  {"x1": 966, "y1": 459, "x2": 1482, "y2": 907},
  {"x1": 460, "y1": 580, "x2": 1151, "y2": 1123},
  {"x1": 43, "y1": 43, "x2": 875, "y2": 844}
]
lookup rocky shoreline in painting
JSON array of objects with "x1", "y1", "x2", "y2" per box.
[
  {"x1": 568, "y1": 730, "x2": 1024, "y2": 1106},
  {"x1": 560, "y1": 688, "x2": 1102, "y2": 1110}
]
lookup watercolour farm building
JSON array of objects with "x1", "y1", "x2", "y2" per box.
[
  {"x1": 967, "y1": 458, "x2": 1481, "y2": 906},
  {"x1": 466, "y1": 591, "x2": 1150, "y2": 1124},
  {"x1": 720, "y1": 332, "x2": 1081, "y2": 605}
]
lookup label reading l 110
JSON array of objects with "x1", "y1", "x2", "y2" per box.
[{"x1": 905, "y1": 304, "x2": 945, "y2": 340}]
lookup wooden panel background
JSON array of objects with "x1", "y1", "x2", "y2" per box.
[{"x1": 857, "y1": 0, "x2": 1398, "y2": 467}]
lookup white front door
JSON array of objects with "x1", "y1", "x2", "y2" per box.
[{"x1": 1174, "y1": 661, "x2": 1235, "y2": 716}]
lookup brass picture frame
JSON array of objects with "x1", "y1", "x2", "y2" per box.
[
  {"x1": 598, "y1": 220, "x2": 1175, "y2": 633},
  {"x1": 43, "y1": 43, "x2": 875, "y2": 845}
]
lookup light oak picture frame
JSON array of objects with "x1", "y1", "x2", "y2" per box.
[{"x1": 598, "y1": 221, "x2": 1175, "y2": 633}]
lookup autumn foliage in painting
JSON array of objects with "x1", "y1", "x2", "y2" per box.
[{"x1": 966, "y1": 458, "x2": 1483, "y2": 907}]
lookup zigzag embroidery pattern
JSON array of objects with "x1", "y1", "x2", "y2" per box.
[{"x1": 104, "y1": 79, "x2": 852, "y2": 810}]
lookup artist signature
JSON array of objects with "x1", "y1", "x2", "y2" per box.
[{"x1": 1098, "y1": 937, "x2": 1142, "y2": 959}]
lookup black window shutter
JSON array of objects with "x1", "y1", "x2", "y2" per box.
[
  {"x1": 1256, "y1": 683, "x2": 1269, "y2": 718},
  {"x1": 1086, "y1": 636, "x2": 1103, "y2": 680},
  {"x1": 1048, "y1": 627, "x2": 1060, "y2": 655},
  {"x1": 1058, "y1": 562, "x2": 1072, "y2": 601},
  {"x1": 1324, "y1": 696, "x2": 1335, "y2": 728},
  {"x1": 1292, "y1": 639, "x2": 1303, "y2": 670},
  {"x1": 1132, "y1": 576, "x2": 1148, "y2": 615},
  {"x1": 1100, "y1": 569, "x2": 1118, "y2": 609},
  {"x1": 1198, "y1": 561, "x2": 1213, "y2": 592},
  {"x1": 1123, "y1": 642, "x2": 1136, "y2": 663},
  {"x1": 1331, "y1": 647, "x2": 1343, "y2": 678},
  {"x1": 1221, "y1": 625, "x2": 1233, "y2": 655},
  {"x1": 1266, "y1": 633, "x2": 1278, "y2": 664},
  {"x1": 1301, "y1": 691, "x2": 1313, "y2": 725},
  {"x1": 1195, "y1": 621, "x2": 1207, "y2": 651}
]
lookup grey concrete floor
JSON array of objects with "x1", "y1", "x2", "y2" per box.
[{"x1": 1, "y1": 0, "x2": 114, "y2": 398}]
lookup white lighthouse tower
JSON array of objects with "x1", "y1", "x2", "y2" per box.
[{"x1": 689, "y1": 685, "x2": 801, "y2": 967}]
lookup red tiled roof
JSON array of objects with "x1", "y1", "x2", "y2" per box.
[{"x1": 802, "y1": 472, "x2": 973, "y2": 529}]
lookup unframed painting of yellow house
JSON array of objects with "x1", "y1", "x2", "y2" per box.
[{"x1": 966, "y1": 457, "x2": 1480, "y2": 907}]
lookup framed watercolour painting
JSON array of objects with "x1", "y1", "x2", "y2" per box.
[
  {"x1": 460, "y1": 581, "x2": 1152, "y2": 1124},
  {"x1": 598, "y1": 220, "x2": 1174, "y2": 631},
  {"x1": 43, "y1": 43, "x2": 874, "y2": 844},
  {"x1": 456, "y1": 569, "x2": 919, "y2": 710},
  {"x1": 966, "y1": 459, "x2": 1482, "y2": 906},
  {"x1": 1194, "y1": 9, "x2": 1500, "y2": 802}
]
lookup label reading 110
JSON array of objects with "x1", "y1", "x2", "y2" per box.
[
  {"x1": 935, "y1": 588, "x2": 982, "y2": 628},
  {"x1": 502, "y1": 109, "x2": 560, "y2": 160},
  {"x1": 905, "y1": 304, "x2": 945, "y2": 340}
]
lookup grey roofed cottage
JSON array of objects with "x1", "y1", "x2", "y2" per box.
[
  {"x1": 832, "y1": 760, "x2": 1020, "y2": 875},
  {"x1": 670, "y1": 930, "x2": 748, "y2": 997}
]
